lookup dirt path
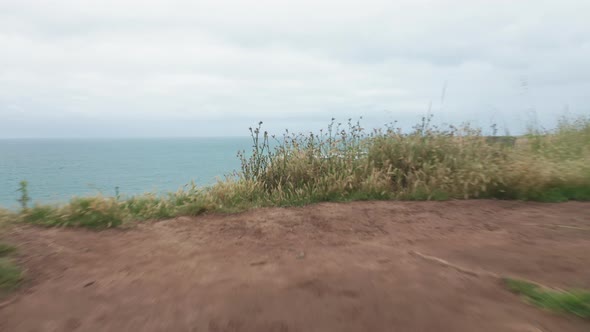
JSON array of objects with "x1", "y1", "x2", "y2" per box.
[{"x1": 1, "y1": 200, "x2": 589, "y2": 331}]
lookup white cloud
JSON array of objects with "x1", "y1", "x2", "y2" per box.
[{"x1": 0, "y1": 0, "x2": 589, "y2": 137}]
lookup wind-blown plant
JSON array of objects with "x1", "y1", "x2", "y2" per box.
[{"x1": 11, "y1": 115, "x2": 590, "y2": 228}]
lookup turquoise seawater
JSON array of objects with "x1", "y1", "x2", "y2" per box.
[{"x1": 0, "y1": 138, "x2": 252, "y2": 209}]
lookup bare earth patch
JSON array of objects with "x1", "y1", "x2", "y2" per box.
[{"x1": 1, "y1": 200, "x2": 589, "y2": 331}]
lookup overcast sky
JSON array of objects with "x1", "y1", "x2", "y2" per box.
[{"x1": 1, "y1": 0, "x2": 589, "y2": 138}]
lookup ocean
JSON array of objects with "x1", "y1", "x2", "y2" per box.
[{"x1": 0, "y1": 138, "x2": 252, "y2": 209}]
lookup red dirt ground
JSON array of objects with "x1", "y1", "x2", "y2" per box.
[{"x1": 1, "y1": 200, "x2": 589, "y2": 331}]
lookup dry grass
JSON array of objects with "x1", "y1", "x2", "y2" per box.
[
  {"x1": 238, "y1": 116, "x2": 590, "y2": 204},
  {"x1": 9, "y1": 115, "x2": 590, "y2": 228}
]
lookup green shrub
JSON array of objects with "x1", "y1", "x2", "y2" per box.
[{"x1": 17, "y1": 180, "x2": 31, "y2": 211}]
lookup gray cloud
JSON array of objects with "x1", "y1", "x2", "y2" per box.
[{"x1": 1, "y1": 0, "x2": 589, "y2": 138}]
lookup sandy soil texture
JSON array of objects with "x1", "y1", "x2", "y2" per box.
[{"x1": 1, "y1": 200, "x2": 589, "y2": 331}]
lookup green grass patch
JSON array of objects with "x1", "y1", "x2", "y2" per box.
[
  {"x1": 505, "y1": 278, "x2": 590, "y2": 319},
  {"x1": 0, "y1": 243, "x2": 22, "y2": 292},
  {"x1": 23, "y1": 197, "x2": 124, "y2": 229},
  {"x1": 0, "y1": 243, "x2": 16, "y2": 257},
  {"x1": 0, "y1": 258, "x2": 23, "y2": 291}
]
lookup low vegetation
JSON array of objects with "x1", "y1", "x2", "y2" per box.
[
  {"x1": 0, "y1": 242, "x2": 22, "y2": 292},
  {"x1": 505, "y1": 278, "x2": 590, "y2": 319},
  {"x1": 5, "y1": 115, "x2": 590, "y2": 228},
  {"x1": 0, "y1": 243, "x2": 16, "y2": 256}
]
